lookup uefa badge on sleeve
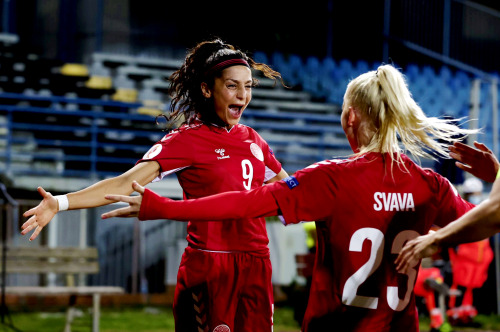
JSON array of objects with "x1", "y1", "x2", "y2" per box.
[{"x1": 284, "y1": 176, "x2": 299, "y2": 189}]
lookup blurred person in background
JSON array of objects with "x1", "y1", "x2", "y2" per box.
[
  {"x1": 102, "y1": 64, "x2": 478, "y2": 332},
  {"x1": 21, "y1": 38, "x2": 288, "y2": 332}
]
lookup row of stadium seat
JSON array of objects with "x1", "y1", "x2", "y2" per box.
[
  {"x1": 254, "y1": 51, "x2": 477, "y2": 121},
  {"x1": 0, "y1": 37, "x2": 497, "y2": 178}
]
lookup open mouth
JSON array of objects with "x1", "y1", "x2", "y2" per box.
[{"x1": 228, "y1": 105, "x2": 243, "y2": 118}]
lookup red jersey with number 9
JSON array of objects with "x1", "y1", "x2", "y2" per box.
[
  {"x1": 267, "y1": 152, "x2": 474, "y2": 332},
  {"x1": 138, "y1": 120, "x2": 282, "y2": 255}
]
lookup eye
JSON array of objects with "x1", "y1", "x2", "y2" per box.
[{"x1": 227, "y1": 83, "x2": 237, "y2": 89}]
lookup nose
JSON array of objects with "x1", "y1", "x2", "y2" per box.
[{"x1": 236, "y1": 85, "x2": 247, "y2": 100}]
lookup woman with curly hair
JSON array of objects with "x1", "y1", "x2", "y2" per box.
[{"x1": 22, "y1": 38, "x2": 288, "y2": 331}]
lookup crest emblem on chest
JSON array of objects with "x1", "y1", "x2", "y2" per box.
[{"x1": 250, "y1": 143, "x2": 264, "y2": 161}]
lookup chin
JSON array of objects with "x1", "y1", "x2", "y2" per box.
[{"x1": 228, "y1": 119, "x2": 240, "y2": 126}]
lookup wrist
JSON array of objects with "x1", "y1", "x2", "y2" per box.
[
  {"x1": 432, "y1": 229, "x2": 446, "y2": 248},
  {"x1": 54, "y1": 195, "x2": 69, "y2": 211}
]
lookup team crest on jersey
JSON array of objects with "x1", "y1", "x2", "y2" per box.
[
  {"x1": 143, "y1": 144, "x2": 162, "y2": 159},
  {"x1": 250, "y1": 143, "x2": 264, "y2": 161},
  {"x1": 215, "y1": 148, "x2": 230, "y2": 160}
]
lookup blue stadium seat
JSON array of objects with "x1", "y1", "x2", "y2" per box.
[
  {"x1": 338, "y1": 59, "x2": 353, "y2": 79},
  {"x1": 253, "y1": 51, "x2": 268, "y2": 64},
  {"x1": 287, "y1": 54, "x2": 304, "y2": 87},
  {"x1": 421, "y1": 65, "x2": 437, "y2": 85},
  {"x1": 303, "y1": 56, "x2": 321, "y2": 96},
  {"x1": 405, "y1": 63, "x2": 420, "y2": 83},
  {"x1": 439, "y1": 66, "x2": 452, "y2": 85},
  {"x1": 354, "y1": 60, "x2": 370, "y2": 77}
]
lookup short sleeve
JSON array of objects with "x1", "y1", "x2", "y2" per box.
[
  {"x1": 137, "y1": 131, "x2": 193, "y2": 182},
  {"x1": 263, "y1": 143, "x2": 282, "y2": 181}
]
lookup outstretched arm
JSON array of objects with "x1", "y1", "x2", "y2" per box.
[
  {"x1": 102, "y1": 181, "x2": 280, "y2": 221},
  {"x1": 22, "y1": 161, "x2": 159, "y2": 241},
  {"x1": 449, "y1": 141, "x2": 499, "y2": 182},
  {"x1": 396, "y1": 171, "x2": 500, "y2": 274}
]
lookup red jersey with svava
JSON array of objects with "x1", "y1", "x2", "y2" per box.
[
  {"x1": 138, "y1": 121, "x2": 282, "y2": 255},
  {"x1": 267, "y1": 153, "x2": 474, "y2": 332}
]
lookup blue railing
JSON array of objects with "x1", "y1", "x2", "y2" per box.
[{"x1": 0, "y1": 92, "x2": 163, "y2": 178}]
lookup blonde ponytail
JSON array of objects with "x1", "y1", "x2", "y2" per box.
[{"x1": 344, "y1": 64, "x2": 477, "y2": 165}]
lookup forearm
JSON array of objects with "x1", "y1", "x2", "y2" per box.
[
  {"x1": 139, "y1": 186, "x2": 279, "y2": 221},
  {"x1": 66, "y1": 162, "x2": 158, "y2": 210},
  {"x1": 435, "y1": 198, "x2": 500, "y2": 246}
]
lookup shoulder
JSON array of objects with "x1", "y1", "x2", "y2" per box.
[
  {"x1": 233, "y1": 124, "x2": 273, "y2": 150},
  {"x1": 160, "y1": 122, "x2": 205, "y2": 143},
  {"x1": 236, "y1": 124, "x2": 265, "y2": 139},
  {"x1": 407, "y1": 158, "x2": 458, "y2": 195},
  {"x1": 295, "y1": 158, "x2": 350, "y2": 179}
]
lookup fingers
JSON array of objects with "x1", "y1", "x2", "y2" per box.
[
  {"x1": 474, "y1": 141, "x2": 492, "y2": 153},
  {"x1": 454, "y1": 161, "x2": 471, "y2": 172},
  {"x1": 132, "y1": 181, "x2": 145, "y2": 194},
  {"x1": 104, "y1": 194, "x2": 136, "y2": 203},
  {"x1": 23, "y1": 206, "x2": 37, "y2": 217},
  {"x1": 37, "y1": 186, "x2": 49, "y2": 198},
  {"x1": 395, "y1": 247, "x2": 418, "y2": 274},
  {"x1": 30, "y1": 226, "x2": 43, "y2": 241},
  {"x1": 21, "y1": 215, "x2": 37, "y2": 231},
  {"x1": 20, "y1": 216, "x2": 43, "y2": 241},
  {"x1": 101, "y1": 206, "x2": 135, "y2": 219}
]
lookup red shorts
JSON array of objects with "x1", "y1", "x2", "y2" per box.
[{"x1": 173, "y1": 246, "x2": 274, "y2": 332}]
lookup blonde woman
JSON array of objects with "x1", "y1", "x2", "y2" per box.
[{"x1": 103, "y1": 64, "x2": 477, "y2": 332}]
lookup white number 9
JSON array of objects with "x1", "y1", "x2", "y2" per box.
[{"x1": 242, "y1": 159, "x2": 253, "y2": 190}]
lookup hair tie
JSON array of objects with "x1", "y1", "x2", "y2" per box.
[{"x1": 204, "y1": 58, "x2": 250, "y2": 77}]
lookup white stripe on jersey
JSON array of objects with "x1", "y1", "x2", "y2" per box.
[
  {"x1": 264, "y1": 166, "x2": 277, "y2": 182},
  {"x1": 153, "y1": 166, "x2": 189, "y2": 182}
]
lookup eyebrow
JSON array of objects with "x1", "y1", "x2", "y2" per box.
[{"x1": 225, "y1": 78, "x2": 253, "y2": 84}]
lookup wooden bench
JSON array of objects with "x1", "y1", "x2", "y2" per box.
[{"x1": 1, "y1": 246, "x2": 124, "y2": 332}]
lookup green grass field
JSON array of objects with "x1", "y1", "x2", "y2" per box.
[
  {"x1": 1, "y1": 305, "x2": 301, "y2": 332},
  {"x1": 3, "y1": 306, "x2": 500, "y2": 332}
]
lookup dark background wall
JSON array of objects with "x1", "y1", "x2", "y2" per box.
[{"x1": 3, "y1": 0, "x2": 498, "y2": 73}]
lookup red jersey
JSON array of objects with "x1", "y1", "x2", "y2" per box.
[
  {"x1": 138, "y1": 120, "x2": 282, "y2": 254},
  {"x1": 267, "y1": 153, "x2": 474, "y2": 332}
]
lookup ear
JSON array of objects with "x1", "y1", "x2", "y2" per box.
[
  {"x1": 201, "y1": 82, "x2": 211, "y2": 98},
  {"x1": 347, "y1": 106, "x2": 358, "y2": 127}
]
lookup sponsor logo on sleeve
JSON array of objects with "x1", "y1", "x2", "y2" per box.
[{"x1": 284, "y1": 176, "x2": 299, "y2": 189}]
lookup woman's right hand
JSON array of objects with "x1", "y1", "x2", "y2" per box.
[{"x1": 21, "y1": 186, "x2": 59, "y2": 241}]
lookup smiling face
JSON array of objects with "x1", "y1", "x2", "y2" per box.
[{"x1": 202, "y1": 65, "x2": 252, "y2": 129}]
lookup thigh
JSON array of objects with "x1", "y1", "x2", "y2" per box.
[
  {"x1": 173, "y1": 248, "x2": 241, "y2": 332},
  {"x1": 234, "y1": 254, "x2": 274, "y2": 332}
]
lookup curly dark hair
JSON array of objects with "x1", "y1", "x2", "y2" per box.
[{"x1": 165, "y1": 38, "x2": 283, "y2": 128}]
